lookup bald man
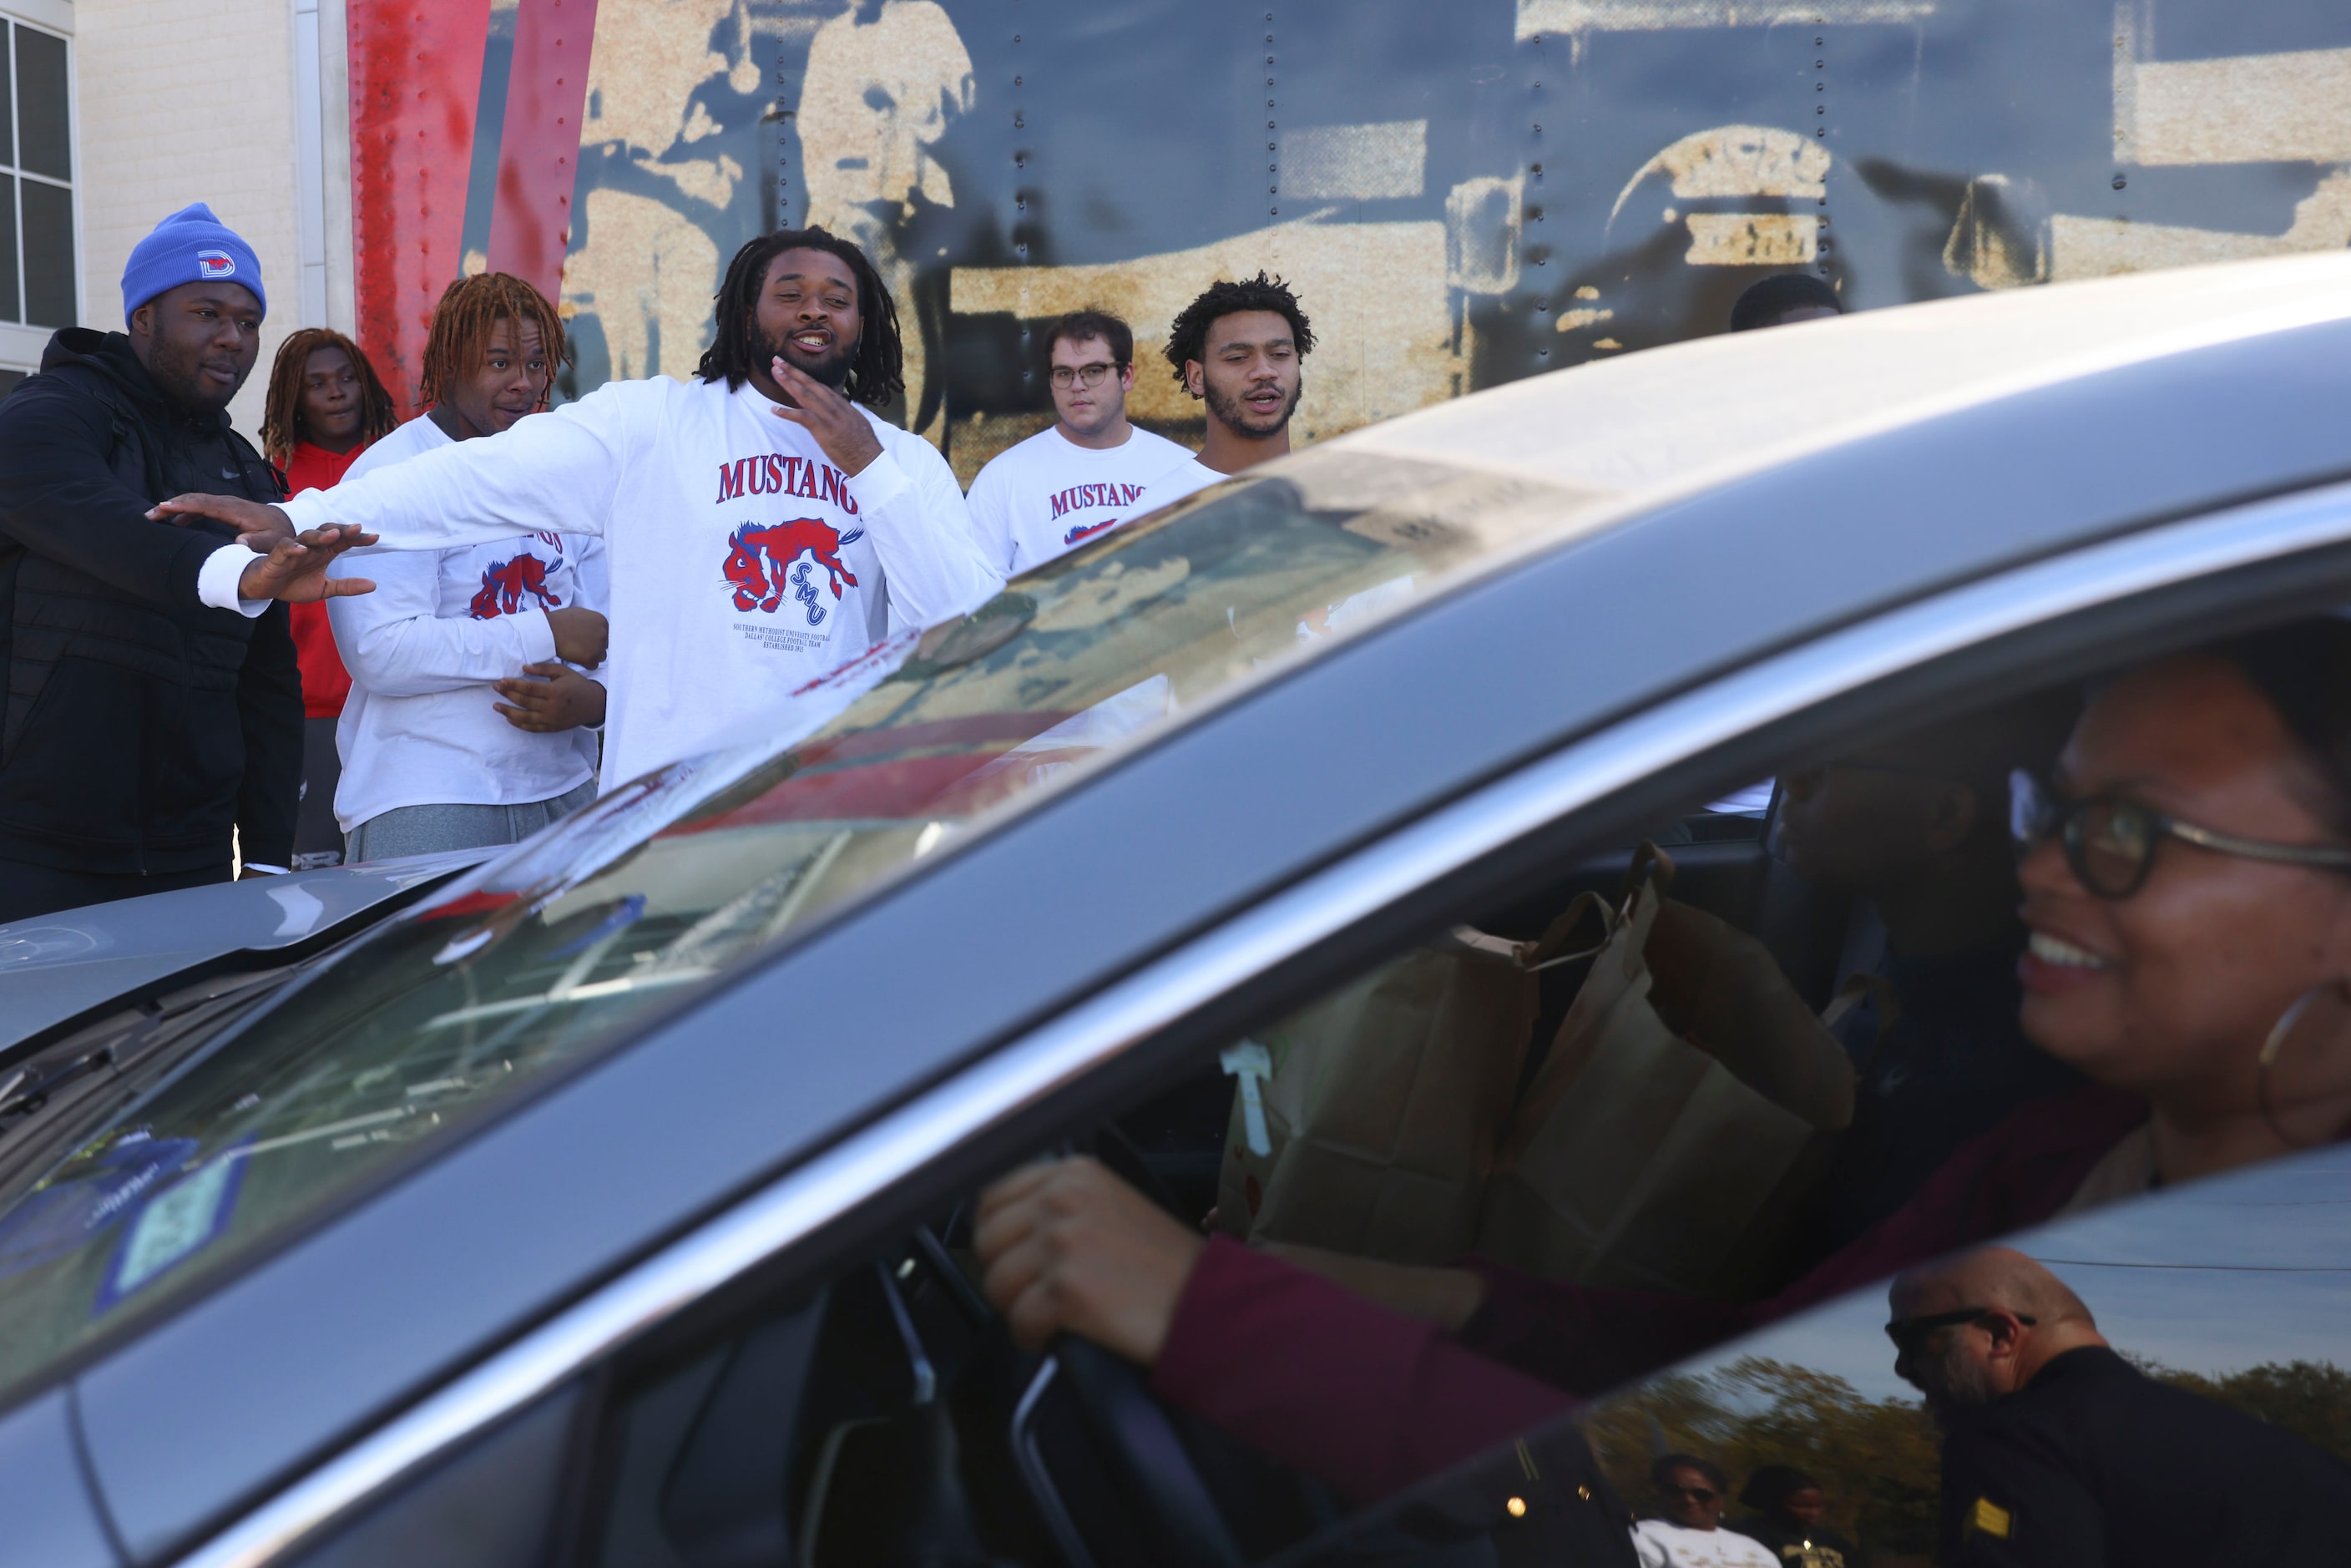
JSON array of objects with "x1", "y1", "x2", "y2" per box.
[{"x1": 1888, "y1": 1247, "x2": 2351, "y2": 1565}]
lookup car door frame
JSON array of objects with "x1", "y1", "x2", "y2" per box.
[{"x1": 160, "y1": 475, "x2": 2351, "y2": 1567}]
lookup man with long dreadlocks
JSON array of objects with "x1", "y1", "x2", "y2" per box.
[
  {"x1": 320, "y1": 273, "x2": 613, "y2": 860},
  {"x1": 156, "y1": 229, "x2": 999, "y2": 792}
]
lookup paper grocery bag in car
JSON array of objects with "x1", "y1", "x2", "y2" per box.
[
  {"x1": 1216, "y1": 938, "x2": 1536, "y2": 1267},
  {"x1": 1475, "y1": 847, "x2": 1853, "y2": 1297}
]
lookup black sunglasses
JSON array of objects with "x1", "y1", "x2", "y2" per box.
[
  {"x1": 1883, "y1": 1305, "x2": 2034, "y2": 1354},
  {"x1": 2010, "y1": 770, "x2": 2351, "y2": 899},
  {"x1": 1665, "y1": 1485, "x2": 1721, "y2": 1502}
]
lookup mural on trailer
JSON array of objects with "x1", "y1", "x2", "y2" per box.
[{"x1": 349, "y1": 0, "x2": 2351, "y2": 483}]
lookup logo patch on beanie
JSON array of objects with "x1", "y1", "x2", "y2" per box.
[{"x1": 196, "y1": 249, "x2": 238, "y2": 281}]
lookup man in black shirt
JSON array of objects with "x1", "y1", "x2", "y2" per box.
[
  {"x1": 0, "y1": 203, "x2": 370, "y2": 923},
  {"x1": 1888, "y1": 1247, "x2": 2351, "y2": 1565}
]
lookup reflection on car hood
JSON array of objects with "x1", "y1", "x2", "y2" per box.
[{"x1": 0, "y1": 849, "x2": 496, "y2": 1052}]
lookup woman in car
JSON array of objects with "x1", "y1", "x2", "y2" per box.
[{"x1": 973, "y1": 619, "x2": 2351, "y2": 1502}]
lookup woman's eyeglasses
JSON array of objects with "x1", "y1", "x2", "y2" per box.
[
  {"x1": 1048, "y1": 362, "x2": 1118, "y2": 390},
  {"x1": 2010, "y1": 770, "x2": 2351, "y2": 899},
  {"x1": 1664, "y1": 1485, "x2": 1721, "y2": 1503}
]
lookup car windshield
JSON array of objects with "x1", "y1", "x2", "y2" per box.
[{"x1": 0, "y1": 448, "x2": 1591, "y2": 1401}]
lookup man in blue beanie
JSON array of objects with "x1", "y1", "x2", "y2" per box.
[{"x1": 0, "y1": 202, "x2": 375, "y2": 922}]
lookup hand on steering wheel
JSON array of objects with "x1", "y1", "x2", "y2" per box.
[
  {"x1": 972, "y1": 1154, "x2": 1205, "y2": 1363},
  {"x1": 968, "y1": 1155, "x2": 1246, "y2": 1568}
]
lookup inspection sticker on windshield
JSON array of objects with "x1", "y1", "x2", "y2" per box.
[{"x1": 94, "y1": 1145, "x2": 250, "y2": 1312}]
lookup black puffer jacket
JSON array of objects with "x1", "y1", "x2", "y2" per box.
[{"x1": 0, "y1": 328, "x2": 300, "y2": 875}]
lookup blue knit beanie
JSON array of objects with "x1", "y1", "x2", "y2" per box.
[{"x1": 121, "y1": 202, "x2": 265, "y2": 322}]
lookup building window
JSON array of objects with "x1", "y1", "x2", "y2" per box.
[{"x1": 2, "y1": 16, "x2": 73, "y2": 329}]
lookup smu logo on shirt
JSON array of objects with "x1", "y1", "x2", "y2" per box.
[
  {"x1": 195, "y1": 249, "x2": 238, "y2": 281},
  {"x1": 724, "y1": 519, "x2": 864, "y2": 625},
  {"x1": 1048, "y1": 482, "x2": 1146, "y2": 522},
  {"x1": 471, "y1": 553, "x2": 564, "y2": 619},
  {"x1": 715, "y1": 453, "x2": 861, "y2": 513},
  {"x1": 1063, "y1": 517, "x2": 1122, "y2": 547}
]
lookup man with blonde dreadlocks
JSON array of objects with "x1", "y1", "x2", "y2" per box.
[
  {"x1": 157, "y1": 229, "x2": 1000, "y2": 793},
  {"x1": 320, "y1": 273, "x2": 613, "y2": 860}
]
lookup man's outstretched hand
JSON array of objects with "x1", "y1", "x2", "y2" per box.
[
  {"x1": 234, "y1": 526, "x2": 377, "y2": 604},
  {"x1": 973, "y1": 1156, "x2": 1206, "y2": 1364},
  {"x1": 148, "y1": 493, "x2": 377, "y2": 604},
  {"x1": 149, "y1": 490, "x2": 296, "y2": 546}
]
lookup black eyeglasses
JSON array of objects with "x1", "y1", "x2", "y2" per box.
[
  {"x1": 1048, "y1": 362, "x2": 1119, "y2": 389},
  {"x1": 2010, "y1": 770, "x2": 2351, "y2": 899},
  {"x1": 1883, "y1": 1306, "x2": 2033, "y2": 1355},
  {"x1": 1664, "y1": 1485, "x2": 1720, "y2": 1503}
]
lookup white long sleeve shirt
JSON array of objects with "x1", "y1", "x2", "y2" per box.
[
  {"x1": 322, "y1": 415, "x2": 605, "y2": 832},
  {"x1": 280, "y1": 375, "x2": 1003, "y2": 792},
  {"x1": 1631, "y1": 1521, "x2": 1777, "y2": 1568},
  {"x1": 965, "y1": 423, "x2": 1191, "y2": 574}
]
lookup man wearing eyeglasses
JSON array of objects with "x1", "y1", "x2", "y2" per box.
[
  {"x1": 1889, "y1": 1247, "x2": 2351, "y2": 1565},
  {"x1": 963, "y1": 309, "x2": 1191, "y2": 574},
  {"x1": 1634, "y1": 1454, "x2": 1777, "y2": 1567}
]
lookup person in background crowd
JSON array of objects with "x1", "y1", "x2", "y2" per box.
[
  {"x1": 1635, "y1": 1455, "x2": 1778, "y2": 1568},
  {"x1": 1889, "y1": 1247, "x2": 2351, "y2": 1565},
  {"x1": 1777, "y1": 698, "x2": 2084, "y2": 1267},
  {"x1": 325, "y1": 274, "x2": 609, "y2": 862},
  {"x1": 1729, "y1": 274, "x2": 1845, "y2": 332},
  {"x1": 0, "y1": 204, "x2": 370, "y2": 923},
  {"x1": 969, "y1": 620, "x2": 2351, "y2": 1505},
  {"x1": 154, "y1": 227, "x2": 1001, "y2": 794},
  {"x1": 1130, "y1": 273, "x2": 1316, "y2": 514},
  {"x1": 964, "y1": 308, "x2": 1190, "y2": 573},
  {"x1": 260, "y1": 326, "x2": 398, "y2": 868},
  {"x1": 1730, "y1": 1465, "x2": 1867, "y2": 1568}
]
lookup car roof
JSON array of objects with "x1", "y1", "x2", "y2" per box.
[
  {"x1": 1343, "y1": 249, "x2": 2351, "y2": 543},
  {"x1": 54, "y1": 258, "x2": 2351, "y2": 1561}
]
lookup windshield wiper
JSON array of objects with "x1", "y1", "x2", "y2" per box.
[
  {"x1": 0, "y1": 1048, "x2": 115, "y2": 1122},
  {"x1": 0, "y1": 971, "x2": 293, "y2": 1145}
]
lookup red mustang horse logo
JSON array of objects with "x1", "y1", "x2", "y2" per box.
[
  {"x1": 723, "y1": 519, "x2": 862, "y2": 625},
  {"x1": 469, "y1": 553, "x2": 563, "y2": 619}
]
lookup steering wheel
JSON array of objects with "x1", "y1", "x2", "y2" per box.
[
  {"x1": 910, "y1": 1131, "x2": 1250, "y2": 1568},
  {"x1": 1041, "y1": 1335, "x2": 1248, "y2": 1568}
]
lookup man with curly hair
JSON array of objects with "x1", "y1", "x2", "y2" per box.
[
  {"x1": 154, "y1": 229, "x2": 999, "y2": 794},
  {"x1": 1132, "y1": 272, "x2": 1315, "y2": 517}
]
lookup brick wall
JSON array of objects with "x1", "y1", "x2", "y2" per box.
[{"x1": 75, "y1": 0, "x2": 301, "y2": 438}]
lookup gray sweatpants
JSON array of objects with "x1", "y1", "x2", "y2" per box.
[{"x1": 345, "y1": 778, "x2": 599, "y2": 863}]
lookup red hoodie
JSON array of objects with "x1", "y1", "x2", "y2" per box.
[{"x1": 281, "y1": 442, "x2": 365, "y2": 717}]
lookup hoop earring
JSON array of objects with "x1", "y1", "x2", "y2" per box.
[{"x1": 2257, "y1": 984, "x2": 2333, "y2": 1150}]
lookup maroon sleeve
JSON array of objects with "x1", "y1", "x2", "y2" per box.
[
  {"x1": 1750, "y1": 1085, "x2": 2149, "y2": 1323},
  {"x1": 1149, "y1": 1236, "x2": 1577, "y2": 1505},
  {"x1": 1452, "y1": 1265, "x2": 1747, "y2": 1397},
  {"x1": 1451, "y1": 1086, "x2": 2151, "y2": 1396},
  {"x1": 1153, "y1": 1090, "x2": 2151, "y2": 1503}
]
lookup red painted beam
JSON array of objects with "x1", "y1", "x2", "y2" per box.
[
  {"x1": 347, "y1": 0, "x2": 493, "y2": 412},
  {"x1": 487, "y1": 0, "x2": 598, "y2": 305}
]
